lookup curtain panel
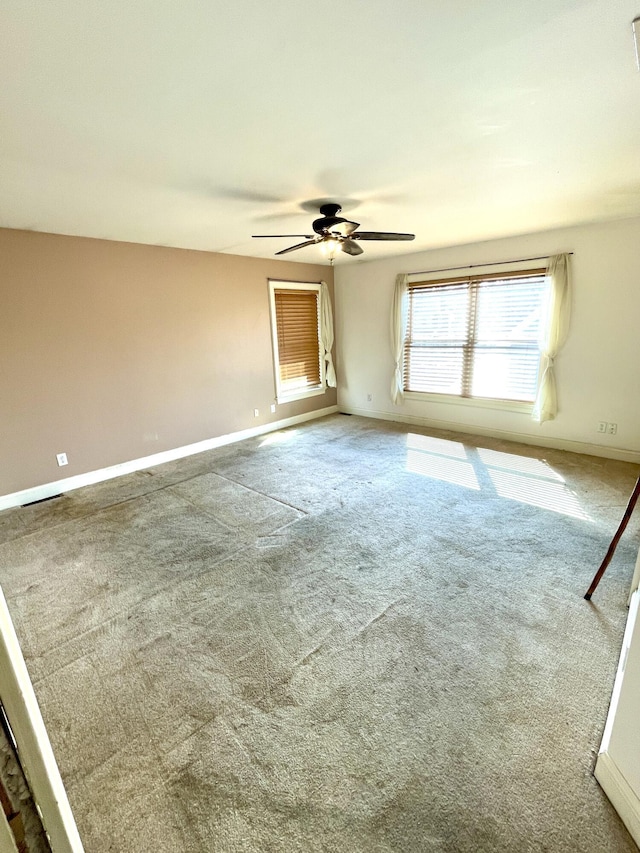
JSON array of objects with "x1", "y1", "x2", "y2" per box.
[
  {"x1": 532, "y1": 253, "x2": 572, "y2": 423},
  {"x1": 391, "y1": 273, "x2": 409, "y2": 404},
  {"x1": 320, "y1": 281, "x2": 337, "y2": 388}
]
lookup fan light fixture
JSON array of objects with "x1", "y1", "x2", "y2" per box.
[{"x1": 320, "y1": 236, "x2": 341, "y2": 260}]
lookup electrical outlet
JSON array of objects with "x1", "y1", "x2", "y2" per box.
[
  {"x1": 56, "y1": 452, "x2": 68, "y2": 466},
  {"x1": 597, "y1": 422, "x2": 607, "y2": 434},
  {"x1": 607, "y1": 422, "x2": 617, "y2": 435},
  {"x1": 270, "y1": 404, "x2": 276, "y2": 414},
  {"x1": 254, "y1": 409, "x2": 259, "y2": 418}
]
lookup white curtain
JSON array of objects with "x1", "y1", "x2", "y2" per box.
[
  {"x1": 532, "y1": 253, "x2": 571, "y2": 423},
  {"x1": 391, "y1": 273, "x2": 409, "y2": 404},
  {"x1": 320, "y1": 281, "x2": 337, "y2": 388}
]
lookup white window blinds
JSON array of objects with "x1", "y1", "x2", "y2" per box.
[{"x1": 404, "y1": 270, "x2": 547, "y2": 403}]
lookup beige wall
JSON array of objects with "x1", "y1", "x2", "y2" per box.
[{"x1": 0, "y1": 229, "x2": 335, "y2": 495}]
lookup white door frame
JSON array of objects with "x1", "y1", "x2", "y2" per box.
[{"x1": 0, "y1": 586, "x2": 83, "y2": 852}]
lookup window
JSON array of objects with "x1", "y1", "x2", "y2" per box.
[
  {"x1": 404, "y1": 269, "x2": 548, "y2": 404},
  {"x1": 269, "y1": 281, "x2": 324, "y2": 402}
]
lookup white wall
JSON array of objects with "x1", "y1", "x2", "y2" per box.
[{"x1": 335, "y1": 216, "x2": 640, "y2": 461}]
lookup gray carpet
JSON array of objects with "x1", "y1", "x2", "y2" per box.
[{"x1": 0, "y1": 414, "x2": 638, "y2": 852}]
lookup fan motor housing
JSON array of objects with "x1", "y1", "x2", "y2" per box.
[
  {"x1": 313, "y1": 204, "x2": 348, "y2": 234},
  {"x1": 319, "y1": 203, "x2": 342, "y2": 217}
]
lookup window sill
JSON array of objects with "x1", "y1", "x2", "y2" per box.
[
  {"x1": 403, "y1": 390, "x2": 533, "y2": 415},
  {"x1": 276, "y1": 386, "x2": 326, "y2": 405}
]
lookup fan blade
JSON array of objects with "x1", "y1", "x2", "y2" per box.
[
  {"x1": 275, "y1": 240, "x2": 318, "y2": 255},
  {"x1": 352, "y1": 232, "x2": 415, "y2": 241},
  {"x1": 340, "y1": 239, "x2": 364, "y2": 256},
  {"x1": 252, "y1": 234, "x2": 314, "y2": 238},
  {"x1": 331, "y1": 220, "x2": 360, "y2": 237}
]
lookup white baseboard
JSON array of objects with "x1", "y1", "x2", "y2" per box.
[
  {"x1": 595, "y1": 751, "x2": 640, "y2": 847},
  {"x1": 0, "y1": 406, "x2": 338, "y2": 512},
  {"x1": 339, "y1": 406, "x2": 640, "y2": 464}
]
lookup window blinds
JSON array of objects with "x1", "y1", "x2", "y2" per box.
[
  {"x1": 273, "y1": 288, "x2": 322, "y2": 392},
  {"x1": 404, "y1": 270, "x2": 547, "y2": 403}
]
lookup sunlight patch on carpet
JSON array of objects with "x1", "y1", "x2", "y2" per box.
[
  {"x1": 405, "y1": 433, "x2": 590, "y2": 519},
  {"x1": 405, "y1": 435, "x2": 480, "y2": 490},
  {"x1": 488, "y1": 469, "x2": 591, "y2": 520},
  {"x1": 477, "y1": 448, "x2": 565, "y2": 482},
  {"x1": 406, "y1": 433, "x2": 468, "y2": 459},
  {"x1": 259, "y1": 429, "x2": 298, "y2": 447}
]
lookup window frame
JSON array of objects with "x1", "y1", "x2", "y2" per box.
[
  {"x1": 403, "y1": 267, "x2": 548, "y2": 412},
  {"x1": 268, "y1": 279, "x2": 325, "y2": 404}
]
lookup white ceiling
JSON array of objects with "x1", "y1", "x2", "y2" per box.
[{"x1": 2, "y1": 1, "x2": 640, "y2": 264}]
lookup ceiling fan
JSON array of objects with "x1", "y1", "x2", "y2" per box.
[{"x1": 252, "y1": 202, "x2": 415, "y2": 258}]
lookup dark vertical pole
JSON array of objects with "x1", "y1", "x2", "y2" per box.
[{"x1": 585, "y1": 476, "x2": 640, "y2": 600}]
